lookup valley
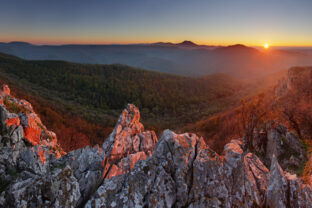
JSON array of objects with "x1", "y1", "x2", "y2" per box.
[
  {"x1": 1, "y1": 41, "x2": 311, "y2": 78},
  {"x1": 0, "y1": 52, "x2": 287, "y2": 152}
]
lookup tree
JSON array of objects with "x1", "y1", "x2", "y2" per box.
[{"x1": 241, "y1": 93, "x2": 267, "y2": 151}]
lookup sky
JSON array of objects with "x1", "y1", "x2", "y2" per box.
[{"x1": 0, "y1": 0, "x2": 311, "y2": 46}]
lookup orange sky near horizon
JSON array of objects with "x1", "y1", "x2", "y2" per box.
[
  {"x1": 1, "y1": 0, "x2": 312, "y2": 47},
  {"x1": 1, "y1": 35, "x2": 312, "y2": 47}
]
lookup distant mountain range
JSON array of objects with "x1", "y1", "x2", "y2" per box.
[{"x1": 0, "y1": 41, "x2": 312, "y2": 78}]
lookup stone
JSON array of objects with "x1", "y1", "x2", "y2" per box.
[
  {"x1": 266, "y1": 128, "x2": 283, "y2": 162},
  {"x1": 1, "y1": 85, "x2": 312, "y2": 208},
  {"x1": 101, "y1": 104, "x2": 158, "y2": 179},
  {"x1": 0, "y1": 165, "x2": 81, "y2": 208},
  {"x1": 224, "y1": 139, "x2": 244, "y2": 168},
  {"x1": 266, "y1": 154, "x2": 288, "y2": 208},
  {"x1": 285, "y1": 132, "x2": 304, "y2": 156},
  {"x1": 250, "y1": 122, "x2": 307, "y2": 172},
  {"x1": 86, "y1": 133, "x2": 271, "y2": 208}
]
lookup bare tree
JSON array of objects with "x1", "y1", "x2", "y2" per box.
[{"x1": 241, "y1": 93, "x2": 267, "y2": 151}]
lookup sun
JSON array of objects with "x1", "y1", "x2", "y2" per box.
[{"x1": 264, "y1": 43, "x2": 270, "y2": 49}]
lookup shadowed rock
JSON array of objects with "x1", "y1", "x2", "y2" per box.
[
  {"x1": 266, "y1": 154, "x2": 288, "y2": 208},
  {"x1": 1, "y1": 86, "x2": 312, "y2": 208}
]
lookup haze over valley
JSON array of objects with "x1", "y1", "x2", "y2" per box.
[{"x1": 1, "y1": 41, "x2": 312, "y2": 78}]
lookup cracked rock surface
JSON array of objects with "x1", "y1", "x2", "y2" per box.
[{"x1": 1, "y1": 84, "x2": 312, "y2": 207}]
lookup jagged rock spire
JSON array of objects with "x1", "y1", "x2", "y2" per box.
[
  {"x1": 266, "y1": 154, "x2": 288, "y2": 208},
  {"x1": 1, "y1": 96, "x2": 312, "y2": 207},
  {"x1": 101, "y1": 104, "x2": 157, "y2": 178},
  {"x1": 47, "y1": 104, "x2": 158, "y2": 207}
]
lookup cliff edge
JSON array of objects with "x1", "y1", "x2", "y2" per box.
[{"x1": 0, "y1": 83, "x2": 312, "y2": 207}]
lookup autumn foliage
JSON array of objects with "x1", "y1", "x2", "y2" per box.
[
  {"x1": 279, "y1": 68, "x2": 312, "y2": 140},
  {"x1": 0, "y1": 82, "x2": 113, "y2": 152}
]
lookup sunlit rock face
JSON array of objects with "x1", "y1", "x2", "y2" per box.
[
  {"x1": 0, "y1": 84, "x2": 64, "y2": 170},
  {"x1": 100, "y1": 104, "x2": 158, "y2": 180},
  {"x1": 0, "y1": 85, "x2": 64, "y2": 158},
  {"x1": 275, "y1": 66, "x2": 312, "y2": 97},
  {"x1": 0, "y1": 84, "x2": 70, "y2": 207},
  {"x1": 1, "y1": 84, "x2": 312, "y2": 208}
]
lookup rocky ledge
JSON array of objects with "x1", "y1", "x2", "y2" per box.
[{"x1": 0, "y1": 84, "x2": 312, "y2": 207}]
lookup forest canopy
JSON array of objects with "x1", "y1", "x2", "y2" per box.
[{"x1": 0, "y1": 52, "x2": 244, "y2": 149}]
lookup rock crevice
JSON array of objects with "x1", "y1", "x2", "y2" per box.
[{"x1": 0, "y1": 84, "x2": 312, "y2": 207}]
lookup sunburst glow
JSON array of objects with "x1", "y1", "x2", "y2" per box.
[{"x1": 264, "y1": 43, "x2": 270, "y2": 49}]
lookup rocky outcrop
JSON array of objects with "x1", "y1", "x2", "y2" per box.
[
  {"x1": 47, "y1": 103, "x2": 158, "y2": 207},
  {"x1": 266, "y1": 154, "x2": 312, "y2": 208},
  {"x1": 101, "y1": 104, "x2": 158, "y2": 179},
  {"x1": 0, "y1": 85, "x2": 69, "y2": 207},
  {"x1": 1, "y1": 84, "x2": 312, "y2": 207},
  {"x1": 266, "y1": 154, "x2": 289, "y2": 207},
  {"x1": 85, "y1": 130, "x2": 311, "y2": 208},
  {"x1": 0, "y1": 85, "x2": 159, "y2": 207},
  {"x1": 0, "y1": 165, "x2": 80, "y2": 207},
  {"x1": 275, "y1": 66, "x2": 312, "y2": 97},
  {"x1": 251, "y1": 122, "x2": 306, "y2": 173},
  {"x1": 0, "y1": 85, "x2": 64, "y2": 158}
]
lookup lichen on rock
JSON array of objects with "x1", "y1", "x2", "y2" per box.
[{"x1": 1, "y1": 83, "x2": 312, "y2": 208}]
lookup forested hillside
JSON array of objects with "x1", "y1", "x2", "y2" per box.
[{"x1": 0, "y1": 52, "x2": 245, "y2": 150}]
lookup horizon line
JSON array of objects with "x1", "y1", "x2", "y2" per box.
[{"x1": 1, "y1": 40, "x2": 312, "y2": 48}]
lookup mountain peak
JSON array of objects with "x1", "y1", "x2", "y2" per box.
[
  {"x1": 177, "y1": 40, "x2": 198, "y2": 47},
  {"x1": 216, "y1": 43, "x2": 258, "y2": 53},
  {"x1": 228, "y1": 43, "x2": 247, "y2": 48},
  {"x1": 8, "y1": 41, "x2": 33, "y2": 46},
  {"x1": 222, "y1": 44, "x2": 250, "y2": 50}
]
